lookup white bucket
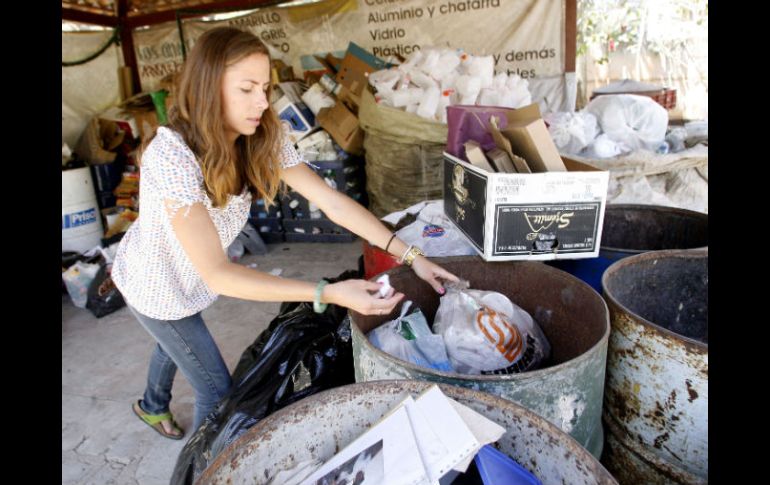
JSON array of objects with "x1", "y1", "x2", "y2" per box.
[{"x1": 62, "y1": 167, "x2": 103, "y2": 253}]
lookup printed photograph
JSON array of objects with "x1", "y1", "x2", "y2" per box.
[{"x1": 315, "y1": 439, "x2": 384, "y2": 485}]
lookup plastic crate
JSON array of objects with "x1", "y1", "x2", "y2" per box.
[
  {"x1": 248, "y1": 217, "x2": 285, "y2": 244},
  {"x1": 283, "y1": 218, "x2": 356, "y2": 243},
  {"x1": 307, "y1": 158, "x2": 365, "y2": 194},
  {"x1": 281, "y1": 189, "x2": 367, "y2": 220},
  {"x1": 282, "y1": 158, "x2": 367, "y2": 219},
  {"x1": 591, "y1": 88, "x2": 677, "y2": 110},
  {"x1": 96, "y1": 190, "x2": 117, "y2": 210},
  {"x1": 250, "y1": 197, "x2": 282, "y2": 219},
  {"x1": 258, "y1": 232, "x2": 285, "y2": 243},
  {"x1": 281, "y1": 193, "x2": 365, "y2": 220}
]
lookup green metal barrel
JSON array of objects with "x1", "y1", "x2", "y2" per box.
[{"x1": 350, "y1": 256, "x2": 610, "y2": 458}]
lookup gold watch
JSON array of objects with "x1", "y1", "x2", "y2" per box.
[{"x1": 403, "y1": 246, "x2": 425, "y2": 267}]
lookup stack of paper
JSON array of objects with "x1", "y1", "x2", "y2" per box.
[{"x1": 295, "y1": 385, "x2": 506, "y2": 485}]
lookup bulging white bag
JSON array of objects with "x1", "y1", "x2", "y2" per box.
[{"x1": 433, "y1": 280, "x2": 550, "y2": 374}]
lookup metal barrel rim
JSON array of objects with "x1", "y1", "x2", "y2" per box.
[
  {"x1": 599, "y1": 204, "x2": 708, "y2": 254},
  {"x1": 196, "y1": 380, "x2": 617, "y2": 485},
  {"x1": 601, "y1": 248, "x2": 708, "y2": 351}
]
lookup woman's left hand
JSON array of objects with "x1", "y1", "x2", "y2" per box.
[{"x1": 410, "y1": 256, "x2": 460, "y2": 295}]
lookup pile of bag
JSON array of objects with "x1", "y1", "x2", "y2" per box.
[
  {"x1": 62, "y1": 244, "x2": 126, "y2": 318},
  {"x1": 369, "y1": 280, "x2": 551, "y2": 375},
  {"x1": 368, "y1": 46, "x2": 532, "y2": 123}
]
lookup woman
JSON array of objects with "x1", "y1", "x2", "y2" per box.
[{"x1": 112, "y1": 27, "x2": 458, "y2": 440}]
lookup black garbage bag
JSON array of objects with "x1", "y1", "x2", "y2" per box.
[
  {"x1": 171, "y1": 269, "x2": 359, "y2": 485},
  {"x1": 86, "y1": 264, "x2": 126, "y2": 318}
]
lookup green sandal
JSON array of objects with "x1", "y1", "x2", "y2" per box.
[{"x1": 132, "y1": 400, "x2": 185, "y2": 440}]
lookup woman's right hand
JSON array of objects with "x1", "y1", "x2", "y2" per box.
[{"x1": 323, "y1": 279, "x2": 404, "y2": 316}]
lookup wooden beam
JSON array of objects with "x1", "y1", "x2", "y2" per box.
[
  {"x1": 565, "y1": 0, "x2": 577, "y2": 72},
  {"x1": 125, "y1": 0, "x2": 278, "y2": 28},
  {"x1": 117, "y1": 0, "x2": 142, "y2": 94},
  {"x1": 61, "y1": 6, "x2": 118, "y2": 27},
  {"x1": 125, "y1": 10, "x2": 180, "y2": 28}
]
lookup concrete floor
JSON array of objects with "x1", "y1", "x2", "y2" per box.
[{"x1": 62, "y1": 241, "x2": 363, "y2": 485}]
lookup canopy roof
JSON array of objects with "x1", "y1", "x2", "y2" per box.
[{"x1": 62, "y1": 0, "x2": 282, "y2": 27}]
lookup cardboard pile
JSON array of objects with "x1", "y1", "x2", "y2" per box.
[
  {"x1": 272, "y1": 81, "x2": 318, "y2": 145},
  {"x1": 314, "y1": 42, "x2": 391, "y2": 155}
]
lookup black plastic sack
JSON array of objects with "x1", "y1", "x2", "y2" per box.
[
  {"x1": 85, "y1": 264, "x2": 126, "y2": 318},
  {"x1": 171, "y1": 269, "x2": 359, "y2": 485}
]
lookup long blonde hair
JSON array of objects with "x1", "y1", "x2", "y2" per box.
[{"x1": 151, "y1": 27, "x2": 283, "y2": 208}]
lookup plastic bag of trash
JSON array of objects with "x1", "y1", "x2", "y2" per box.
[
  {"x1": 170, "y1": 270, "x2": 359, "y2": 485},
  {"x1": 85, "y1": 264, "x2": 126, "y2": 318},
  {"x1": 584, "y1": 94, "x2": 668, "y2": 152},
  {"x1": 237, "y1": 223, "x2": 268, "y2": 256},
  {"x1": 543, "y1": 111, "x2": 599, "y2": 155},
  {"x1": 582, "y1": 133, "x2": 631, "y2": 159},
  {"x1": 391, "y1": 201, "x2": 477, "y2": 257},
  {"x1": 433, "y1": 280, "x2": 550, "y2": 375},
  {"x1": 369, "y1": 301, "x2": 454, "y2": 372},
  {"x1": 62, "y1": 261, "x2": 101, "y2": 308},
  {"x1": 226, "y1": 238, "x2": 245, "y2": 262}
]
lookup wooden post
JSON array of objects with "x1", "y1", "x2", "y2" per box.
[
  {"x1": 117, "y1": 0, "x2": 142, "y2": 94},
  {"x1": 565, "y1": 0, "x2": 577, "y2": 73}
]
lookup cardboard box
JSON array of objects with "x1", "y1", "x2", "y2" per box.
[
  {"x1": 463, "y1": 141, "x2": 496, "y2": 173},
  {"x1": 336, "y1": 85, "x2": 361, "y2": 113},
  {"x1": 301, "y1": 50, "x2": 345, "y2": 85},
  {"x1": 129, "y1": 109, "x2": 159, "y2": 142},
  {"x1": 317, "y1": 102, "x2": 364, "y2": 155},
  {"x1": 98, "y1": 106, "x2": 139, "y2": 141},
  {"x1": 493, "y1": 103, "x2": 566, "y2": 173},
  {"x1": 276, "y1": 82, "x2": 306, "y2": 104},
  {"x1": 314, "y1": 53, "x2": 343, "y2": 74},
  {"x1": 443, "y1": 152, "x2": 609, "y2": 261},
  {"x1": 275, "y1": 95, "x2": 317, "y2": 145},
  {"x1": 335, "y1": 42, "x2": 389, "y2": 99},
  {"x1": 486, "y1": 147, "x2": 518, "y2": 173}
]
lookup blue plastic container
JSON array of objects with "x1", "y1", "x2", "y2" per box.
[
  {"x1": 474, "y1": 444, "x2": 542, "y2": 485},
  {"x1": 548, "y1": 205, "x2": 708, "y2": 293}
]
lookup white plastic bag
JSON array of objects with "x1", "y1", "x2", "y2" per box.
[
  {"x1": 582, "y1": 133, "x2": 631, "y2": 159},
  {"x1": 433, "y1": 281, "x2": 550, "y2": 374},
  {"x1": 665, "y1": 126, "x2": 688, "y2": 153},
  {"x1": 62, "y1": 261, "x2": 101, "y2": 308},
  {"x1": 368, "y1": 301, "x2": 454, "y2": 372},
  {"x1": 585, "y1": 94, "x2": 668, "y2": 151},
  {"x1": 300, "y1": 83, "x2": 335, "y2": 116},
  {"x1": 544, "y1": 111, "x2": 599, "y2": 155},
  {"x1": 227, "y1": 239, "x2": 245, "y2": 262},
  {"x1": 391, "y1": 201, "x2": 477, "y2": 257}
]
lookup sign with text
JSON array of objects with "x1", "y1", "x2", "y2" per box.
[{"x1": 134, "y1": 0, "x2": 564, "y2": 91}]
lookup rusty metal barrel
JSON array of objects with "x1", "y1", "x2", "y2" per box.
[
  {"x1": 197, "y1": 380, "x2": 618, "y2": 485},
  {"x1": 601, "y1": 249, "x2": 708, "y2": 484},
  {"x1": 550, "y1": 204, "x2": 708, "y2": 292},
  {"x1": 349, "y1": 256, "x2": 610, "y2": 458}
]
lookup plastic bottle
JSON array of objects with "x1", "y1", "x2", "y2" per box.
[
  {"x1": 416, "y1": 86, "x2": 440, "y2": 119},
  {"x1": 436, "y1": 90, "x2": 453, "y2": 123},
  {"x1": 456, "y1": 75, "x2": 481, "y2": 105}
]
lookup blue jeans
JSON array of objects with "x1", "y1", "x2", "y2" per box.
[{"x1": 128, "y1": 305, "x2": 232, "y2": 431}]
